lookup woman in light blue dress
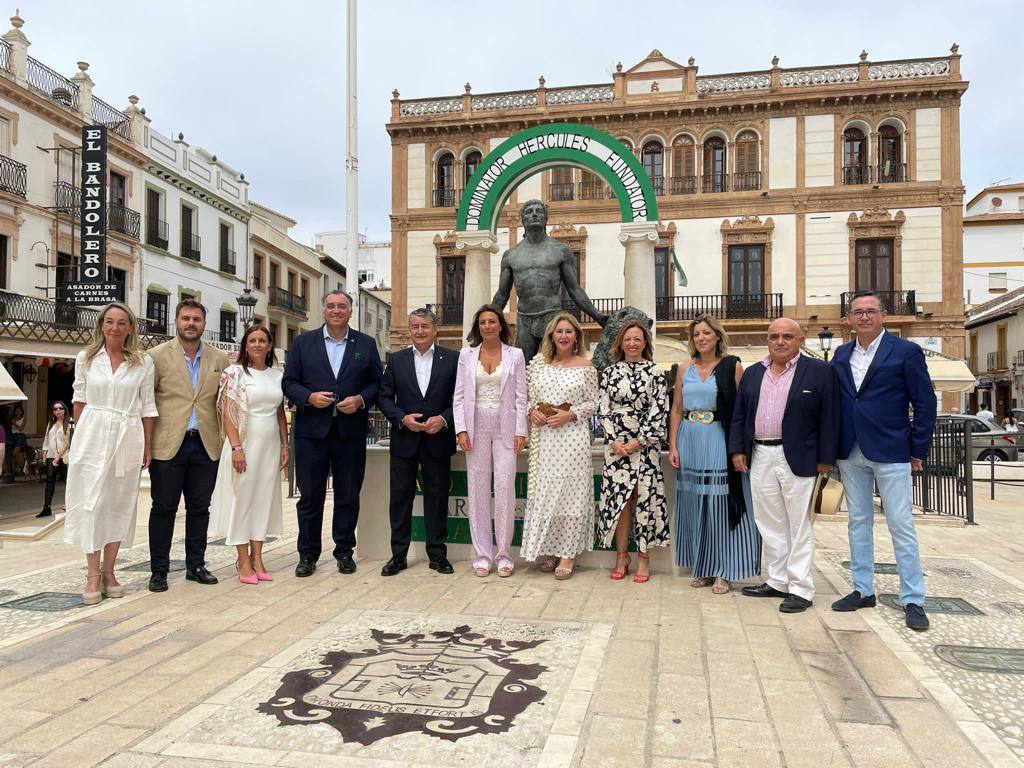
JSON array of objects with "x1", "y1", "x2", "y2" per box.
[{"x1": 668, "y1": 316, "x2": 760, "y2": 594}]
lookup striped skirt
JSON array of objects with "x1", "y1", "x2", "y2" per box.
[{"x1": 674, "y1": 421, "x2": 761, "y2": 579}]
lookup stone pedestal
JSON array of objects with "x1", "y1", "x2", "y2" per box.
[
  {"x1": 619, "y1": 221, "x2": 660, "y2": 331},
  {"x1": 455, "y1": 230, "x2": 500, "y2": 339}
]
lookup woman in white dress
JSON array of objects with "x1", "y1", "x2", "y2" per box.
[
  {"x1": 210, "y1": 325, "x2": 287, "y2": 584},
  {"x1": 520, "y1": 312, "x2": 599, "y2": 580},
  {"x1": 64, "y1": 302, "x2": 157, "y2": 605}
]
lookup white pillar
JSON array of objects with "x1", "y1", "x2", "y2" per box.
[
  {"x1": 619, "y1": 221, "x2": 660, "y2": 325},
  {"x1": 455, "y1": 230, "x2": 500, "y2": 342}
]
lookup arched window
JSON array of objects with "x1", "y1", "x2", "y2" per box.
[
  {"x1": 642, "y1": 141, "x2": 665, "y2": 195},
  {"x1": 463, "y1": 150, "x2": 482, "y2": 188},
  {"x1": 877, "y1": 126, "x2": 904, "y2": 183},
  {"x1": 670, "y1": 135, "x2": 696, "y2": 194},
  {"x1": 734, "y1": 130, "x2": 760, "y2": 191},
  {"x1": 842, "y1": 128, "x2": 869, "y2": 184},
  {"x1": 433, "y1": 152, "x2": 455, "y2": 207},
  {"x1": 549, "y1": 167, "x2": 574, "y2": 201},
  {"x1": 702, "y1": 137, "x2": 727, "y2": 192}
]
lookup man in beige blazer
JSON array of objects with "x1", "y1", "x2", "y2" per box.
[{"x1": 147, "y1": 299, "x2": 228, "y2": 592}]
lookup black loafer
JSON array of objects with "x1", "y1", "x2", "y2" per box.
[
  {"x1": 831, "y1": 590, "x2": 876, "y2": 612},
  {"x1": 185, "y1": 566, "x2": 218, "y2": 585},
  {"x1": 429, "y1": 557, "x2": 454, "y2": 575},
  {"x1": 148, "y1": 571, "x2": 168, "y2": 592},
  {"x1": 741, "y1": 583, "x2": 789, "y2": 598},
  {"x1": 779, "y1": 595, "x2": 813, "y2": 613},
  {"x1": 294, "y1": 558, "x2": 317, "y2": 578},
  {"x1": 381, "y1": 557, "x2": 407, "y2": 577},
  {"x1": 905, "y1": 603, "x2": 930, "y2": 631},
  {"x1": 337, "y1": 555, "x2": 357, "y2": 575},
  {"x1": 36, "y1": 507, "x2": 53, "y2": 518}
]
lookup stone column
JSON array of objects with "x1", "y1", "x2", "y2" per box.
[
  {"x1": 71, "y1": 62, "x2": 93, "y2": 121},
  {"x1": 455, "y1": 230, "x2": 500, "y2": 341},
  {"x1": 3, "y1": 11, "x2": 28, "y2": 86},
  {"x1": 619, "y1": 221, "x2": 660, "y2": 331}
]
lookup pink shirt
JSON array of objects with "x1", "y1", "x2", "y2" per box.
[{"x1": 754, "y1": 355, "x2": 799, "y2": 439}]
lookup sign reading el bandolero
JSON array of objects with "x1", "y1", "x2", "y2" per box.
[{"x1": 260, "y1": 625, "x2": 547, "y2": 744}]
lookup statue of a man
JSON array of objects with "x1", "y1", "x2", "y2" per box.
[{"x1": 492, "y1": 199, "x2": 608, "y2": 363}]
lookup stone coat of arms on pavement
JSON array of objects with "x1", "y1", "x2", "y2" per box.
[{"x1": 259, "y1": 625, "x2": 548, "y2": 744}]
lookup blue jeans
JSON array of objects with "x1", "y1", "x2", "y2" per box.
[{"x1": 838, "y1": 443, "x2": 925, "y2": 606}]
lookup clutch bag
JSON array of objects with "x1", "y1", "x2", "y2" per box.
[{"x1": 537, "y1": 402, "x2": 571, "y2": 417}]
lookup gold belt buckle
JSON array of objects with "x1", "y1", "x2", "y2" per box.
[{"x1": 687, "y1": 410, "x2": 713, "y2": 425}]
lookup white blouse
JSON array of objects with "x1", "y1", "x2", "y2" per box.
[{"x1": 475, "y1": 361, "x2": 502, "y2": 407}]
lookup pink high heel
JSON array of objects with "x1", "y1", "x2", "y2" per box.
[
  {"x1": 255, "y1": 571, "x2": 273, "y2": 582},
  {"x1": 236, "y1": 560, "x2": 258, "y2": 585}
]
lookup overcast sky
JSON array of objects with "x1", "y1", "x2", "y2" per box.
[{"x1": 22, "y1": 1, "x2": 1023, "y2": 244}]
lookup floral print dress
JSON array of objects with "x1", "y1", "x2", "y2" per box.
[{"x1": 596, "y1": 361, "x2": 669, "y2": 552}]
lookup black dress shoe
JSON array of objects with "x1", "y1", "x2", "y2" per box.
[
  {"x1": 36, "y1": 507, "x2": 52, "y2": 518},
  {"x1": 905, "y1": 603, "x2": 930, "y2": 631},
  {"x1": 148, "y1": 571, "x2": 168, "y2": 592},
  {"x1": 381, "y1": 557, "x2": 407, "y2": 577},
  {"x1": 429, "y1": 557, "x2": 454, "y2": 574},
  {"x1": 741, "y1": 583, "x2": 789, "y2": 598},
  {"x1": 294, "y1": 558, "x2": 317, "y2": 578},
  {"x1": 185, "y1": 566, "x2": 218, "y2": 585},
  {"x1": 337, "y1": 555, "x2": 357, "y2": 575},
  {"x1": 831, "y1": 590, "x2": 876, "y2": 612},
  {"x1": 779, "y1": 594, "x2": 813, "y2": 613}
]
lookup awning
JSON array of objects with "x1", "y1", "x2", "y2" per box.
[
  {"x1": 0, "y1": 339, "x2": 81, "y2": 360},
  {"x1": 0, "y1": 363, "x2": 26, "y2": 404}
]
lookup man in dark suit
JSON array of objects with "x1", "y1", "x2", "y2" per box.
[
  {"x1": 377, "y1": 308, "x2": 458, "y2": 576},
  {"x1": 830, "y1": 290, "x2": 936, "y2": 630},
  {"x1": 282, "y1": 290, "x2": 382, "y2": 577},
  {"x1": 729, "y1": 318, "x2": 839, "y2": 613}
]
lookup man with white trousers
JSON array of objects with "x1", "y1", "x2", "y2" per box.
[{"x1": 729, "y1": 318, "x2": 840, "y2": 613}]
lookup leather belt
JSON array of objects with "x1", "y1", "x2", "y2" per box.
[
  {"x1": 753, "y1": 438, "x2": 783, "y2": 446},
  {"x1": 683, "y1": 409, "x2": 718, "y2": 424}
]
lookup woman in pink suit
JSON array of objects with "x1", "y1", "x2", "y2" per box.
[{"x1": 454, "y1": 304, "x2": 528, "y2": 578}]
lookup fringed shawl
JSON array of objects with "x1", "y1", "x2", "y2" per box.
[{"x1": 217, "y1": 364, "x2": 249, "y2": 447}]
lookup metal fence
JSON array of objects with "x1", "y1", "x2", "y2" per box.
[{"x1": 910, "y1": 417, "x2": 974, "y2": 522}]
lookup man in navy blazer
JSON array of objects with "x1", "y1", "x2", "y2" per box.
[
  {"x1": 377, "y1": 308, "x2": 459, "y2": 577},
  {"x1": 282, "y1": 290, "x2": 382, "y2": 578},
  {"x1": 830, "y1": 290, "x2": 936, "y2": 631},
  {"x1": 729, "y1": 318, "x2": 839, "y2": 613}
]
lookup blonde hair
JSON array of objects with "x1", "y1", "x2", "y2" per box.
[
  {"x1": 687, "y1": 314, "x2": 730, "y2": 360},
  {"x1": 539, "y1": 312, "x2": 586, "y2": 363},
  {"x1": 83, "y1": 301, "x2": 144, "y2": 368},
  {"x1": 610, "y1": 321, "x2": 654, "y2": 363}
]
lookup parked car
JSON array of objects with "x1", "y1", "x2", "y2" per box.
[{"x1": 939, "y1": 414, "x2": 1020, "y2": 462}]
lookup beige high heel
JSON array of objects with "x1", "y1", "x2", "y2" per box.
[
  {"x1": 83, "y1": 573, "x2": 102, "y2": 605},
  {"x1": 101, "y1": 570, "x2": 124, "y2": 598}
]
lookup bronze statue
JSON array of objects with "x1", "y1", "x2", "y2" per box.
[{"x1": 492, "y1": 199, "x2": 608, "y2": 362}]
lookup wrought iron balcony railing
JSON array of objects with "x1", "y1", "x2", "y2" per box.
[
  {"x1": 269, "y1": 286, "x2": 307, "y2": 316},
  {"x1": 840, "y1": 289, "x2": 916, "y2": 316},
  {"x1": 1015, "y1": 349, "x2": 1024, "y2": 368},
  {"x1": 987, "y1": 351, "x2": 1008, "y2": 371},
  {"x1": 0, "y1": 153, "x2": 27, "y2": 198},
  {"x1": 560, "y1": 293, "x2": 785, "y2": 322},
  {"x1": 559, "y1": 297, "x2": 626, "y2": 322},
  {"x1": 108, "y1": 203, "x2": 140, "y2": 239},
  {"x1": 669, "y1": 175, "x2": 697, "y2": 195},
  {"x1": 876, "y1": 162, "x2": 907, "y2": 184},
  {"x1": 733, "y1": 171, "x2": 762, "y2": 192},
  {"x1": 648, "y1": 175, "x2": 665, "y2": 196},
  {"x1": 578, "y1": 180, "x2": 614, "y2": 199},
  {"x1": 548, "y1": 182, "x2": 574, "y2": 201},
  {"x1": 701, "y1": 172, "x2": 728, "y2": 193},
  {"x1": 146, "y1": 217, "x2": 169, "y2": 250},
  {"x1": 842, "y1": 164, "x2": 872, "y2": 185},
  {"x1": 432, "y1": 188, "x2": 457, "y2": 207},
  {"x1": 181, "y1": 232, "x2": 201, "y2": 262},
  {"x1": 53, "y1": 180, "x2": 80, "y2": 214},
  {"x1": 90, "y1": 96, "x2": 132, "y2": 142},
  {"x1": 0, "y1": 40, "x2": 10, "y2": 73},
  {"x1": 26, "y1": 56, "x2": 79, "y2": 110},
  {"x1": 219, "y1": 248, "x2": 236, "y2": 274}
]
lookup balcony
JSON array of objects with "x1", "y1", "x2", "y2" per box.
[
  {"x1": 431, "y1": 302, "x2": 464, "y2": 326},
  {"x1": 733, "y1": 171, "x2": 762, "y2": 192},
  {"x1": 648, "y1": 175, "x2": 665, "y2": 196},
  {"x1": 268, "y1": 286, "x2": 307, "y2": 317},
  {"x1": 219, "y1": 248, "x2": 236, "y2": 275},
  {"x1": 146, "y1": 217, "x2": 169, "y2": 250},
  {"x1": 842, "y1": 164, "x2": 872, "y2": 185},
  {"x1": 578, "y1": 180, "x2": 614, "y2": 200},
  {"x1": 668, "y1": 175, "x2": 697, "y2": 195},
  {"x1": 432, "y1": 188, "x2": 458, "y2": 207},
  {"x1": 840, "y1": 290, "x2": 916, "y2": 316},
  {"x1": 0, "y1": 154, "x2": 27, "y2": 198},
  {"x1": 0, "y1": 289, "x2": 168, "y2": 346},
  {"x1": 181, "y1": 231, "x2": 201, "y2": 262},
  {"x1": 987, "y1": 351, "x2": 1008, "y2": 371},
  {"x1": 548, "y1": 182, "x2": 574, "y2": 201},
  {"x1": 90, "y1": 96, "x2": 132, "y2": 143},
  {"x1": 560, "y1": 293, "x2": 785, "y2": 322},
  {"x1": 701, "y1": 172, "x2": 728, "y2": 193},
  {"x1": 26, "y1": 55, "x2": 79, "y2": 111},
  {"x1": 53, "y1": 180, "x2": 80, "y2": 214},
  {"x1": 108, "y1": 204, "x2": 140, "y2": 239},
  {"x1": 1016, "y1": 350, "x2": 1024, "y2": 368},
  {"x1": 876, "y1": 162, "x2": 907, "y2": 184}
]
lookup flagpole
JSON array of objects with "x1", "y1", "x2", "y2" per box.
[{"x1": 346, "y1": 0, "x2": 359, "y2": 318}]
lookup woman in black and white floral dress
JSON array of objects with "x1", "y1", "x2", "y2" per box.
[{"x1": 597, "y1": 322, "x2": 669, "y2": 584}]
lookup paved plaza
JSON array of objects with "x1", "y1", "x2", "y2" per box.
[{"x1": 0, "y1": 479, "x2": 1022, "y2": 767}]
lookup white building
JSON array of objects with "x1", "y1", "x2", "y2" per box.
[
  {"x1": 313, "y1": 230, "x2": 391, "y2": 289},
  {"x1": 966, "y1": 285, "x2": 1024, "y2": 418},
  {"x1": 963, "y1": 182, "x2": 1024, "y2": 307},
  {"x1": 359, "y1": 286, "x2": 392, "y2": 360}
]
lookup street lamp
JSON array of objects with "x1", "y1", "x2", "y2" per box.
[
  {"x1": 818, "y1": 326, "x2": 834, "y2": 362},
  {"x1": 236, "y1": 287, "x2": 258, "y2": 328}
]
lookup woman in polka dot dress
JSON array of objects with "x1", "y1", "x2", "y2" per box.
[{"x1": 520, "y1": 313, "x2": 599, "y2": 580}]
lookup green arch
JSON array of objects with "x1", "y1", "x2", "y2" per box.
[{"x1": 456, "y1": 123, "x2": 659, "y2": 232}]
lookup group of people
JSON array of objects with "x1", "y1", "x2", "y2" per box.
[{"x1": 58, "y1": 287, "x2": 937, "y2": 631}]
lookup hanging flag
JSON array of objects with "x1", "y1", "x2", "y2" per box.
[{"x1": 670, "y1": 246, "x2": 687, "y2": 287}]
